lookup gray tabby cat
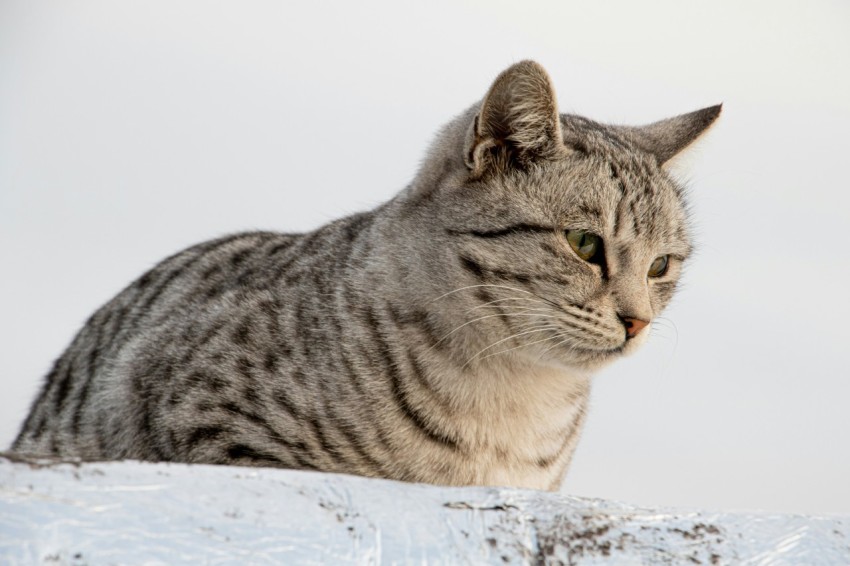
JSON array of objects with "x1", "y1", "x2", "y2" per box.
[{"x1": 12, "y1": 61, "x2": 719, "y2": 490}]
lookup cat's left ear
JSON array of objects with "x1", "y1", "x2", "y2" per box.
[
  {"x1": 625, "y1": 104, "x2": 722, "y2": 166},
  {"x1": 464, "y1": 60, "x2": 569, "y2": 177}
]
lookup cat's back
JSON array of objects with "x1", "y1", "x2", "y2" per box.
[{"x1": 12, "y1": 214, "x2": 372, "y2": 459}]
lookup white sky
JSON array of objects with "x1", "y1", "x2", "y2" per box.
[{"x1": 1, "y1": 1, "x2": 848, "y2": 514}]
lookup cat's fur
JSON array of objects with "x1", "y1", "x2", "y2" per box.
[{"x1": 12, "y1": 61, "x2": 719, "y2": 490}]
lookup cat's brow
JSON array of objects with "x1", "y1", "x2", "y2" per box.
[{"x1": 445, "y1": 224, "x2": 553, "y2": 238}]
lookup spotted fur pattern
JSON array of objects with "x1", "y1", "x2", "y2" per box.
[{"x1": 12, "y1": 61, "x2": 720, "y2": 490}]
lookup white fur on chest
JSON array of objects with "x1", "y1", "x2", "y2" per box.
[{"x1": 450, "y1": 362, "x2": 591, "y2": 490}]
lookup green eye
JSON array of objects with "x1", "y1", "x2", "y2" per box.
[
  {"x1": 566, "y1": 230, "x2": 601, "y2": 262},
  {"x1": 648, "y1": 255, "x2": 669, "y2": 278}
]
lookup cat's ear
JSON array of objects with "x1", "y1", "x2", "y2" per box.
[
  {"x1": 626, "y1": 105, "x2": 722, "y2": 165},
  {"x1": 464, "y1": 60, "x2": 568, "y2": 177}
]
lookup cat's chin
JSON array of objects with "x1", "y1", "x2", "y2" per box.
[
  {"x1": 530, "y1": 345, "x2": 624, "y2": 373},
  {"x1": 531, "y1": 333, "x2": 653, "y2": 372}
]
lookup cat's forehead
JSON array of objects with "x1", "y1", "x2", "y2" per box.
[
  {"x1": 557, "y1": 116, "x2": 687, "y2": 215},
  {"x1": 560, "y1": 114, "x2": 635, "y2": 156},
  {"x1": 603, "y1": 156, "x2": 691, "y2": 254},
  {"x1": 520, "y1": 153, "x2": 691, "y2": 253}
]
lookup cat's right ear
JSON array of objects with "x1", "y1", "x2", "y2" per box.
[
  {"x1": 464, "y1": 61, "x2": 569, "y2": 178},
  {"x1": 625, "y1": 105, "x2": 723, "y2": 166}
]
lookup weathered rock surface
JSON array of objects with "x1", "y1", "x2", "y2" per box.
[{"x1": 1, "y1": 456, "x2": 848, "y2": 564}]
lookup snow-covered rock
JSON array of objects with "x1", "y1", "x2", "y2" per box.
[{"x1": 1, "y1": 456, "x2": 847, "y2": 564}]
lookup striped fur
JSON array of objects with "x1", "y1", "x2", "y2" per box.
[{"x1": 11, "y1": 61, "x2": 719, "y2": 490}]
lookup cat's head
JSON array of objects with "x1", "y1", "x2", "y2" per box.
[{"x1": 397, "y1": 60, "x2": 719, "y2": 372}]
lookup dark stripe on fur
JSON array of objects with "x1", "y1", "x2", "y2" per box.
[
  {"x1": 536, "y1": 421, "x2": 582, "y2": 469},
  {"x1": 217, "y1": 401, "x2": 316, "y2": 468},
  {"x1": 446, "y1": 224, "x2": 552, "y2": 239},
  {"x1": 304, "y1": 410, "x2": 355, "y2": 468},
  {"x1": 271, "y1": 386, "x2": 302, "y2": 419},
  {"x1": 71, "y1": 346, "x2": 98, "y2": 436},
  {"x1": 327, "y1": 416, "x2": 389, "y2": 474},
  {"x1": 459, "y1": 254, "x2": 567, "y2": 286},
  {"x1": 629, "y1": 199, "x2": 641, "y2": 236},
  {"x1": 387, "y1": 368, "x2": 459, "y2": 450},
  {"x1": 362, "y1": 306, "x2": 459, "y2": 451},
  {"x1": 12, "y1": 362, "x2": 61, "y2": 447},
  {"x1": 540, "y1": 241, "x2": 562, "y2": 258},
  {"x1": 226, "y1": 444, "x2": 288, "y2": 465},
  {"x1": 610, "y1": 163, "x2": 626, "y2": 236},
  {"x1": 52, "y1": 361, "x2": 74, "y2": 412},
  {"x1": 187, "y1": 425, "x2": 228, "y2": 445},
  {"x1": 71, "y1": 310, "x2": 111, "y2": 436},
  {"x1": 128, "y1": 235, "x2": 246, "y2": 333},
  {"x1": 460, "y1": 255, "x2": 485, "y2": 278},
  {"x1": 653, "y1": 281, "x2": 677, "y2": 305},
  {"x1": 265, "y1": 238, "x2": 297, "y2": 258},
  {"x1": 472, "y1": 286, "x2": 514, "y2": 333},
  {"x1": 578, "y1": 205, "x2": 603, "y2": 222},
  {"x1": 385, "y1": 305, "x2": 444, "y2": 353}
]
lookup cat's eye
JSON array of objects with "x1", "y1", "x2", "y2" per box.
[
  {"x1": 648, "y1": 255, "x2": 669, "y2": 278},
  {"x1": 566, "y1": 230, "x2": 602, "y2": 262}
]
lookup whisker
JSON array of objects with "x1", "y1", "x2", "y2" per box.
[
  {"x1": 461, "y1": 324, "x2": 561, "y2": 368},
  {"x1": 425, "y1": 283, "x2": 624, "y2": 359},
  {"x1": 651, "y1": 316, "x2": 680, "y2": 379},
  {"x1": 509, "y1": 309, "x2": 612, "y2": 341},
  {"x1": 534, "y1": 333, "x2": 579, "y2": 362},
  {"x1": 428, "y1": 284, "x2": 539, "y2": 304},
  {"x1": 466, "y1": 296, "x2": 548, "y2": 313},
  {"x1": 425, "y1": 312, "x2": 565, "y2": 354},
  {"x1": 428, "y1": 283, "x2": 571, "y2": 323},
  {"x1": 470, "y1": 305, "x2": 562, "y2": 317},
  {"x1": 473, "y1": 331, "x2": 570, "y2": 366}
]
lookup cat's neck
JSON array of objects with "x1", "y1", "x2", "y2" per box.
[
  {"x1": 440, "y1": 355, "x2": 591, "y2": 488},
  {"x1": 450, "y1": 355, "x2": 591, "y2": 414}
]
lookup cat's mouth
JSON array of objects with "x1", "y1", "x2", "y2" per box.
[
  {"x1": 531, "y1": 340, "x2": 626, "y2": 369},
  {"x1": 577, "y1": 344, "x2": 626, "y2": 360},
  {"x1": 573, "y1": 333, "x2": 653, "y2": 367}
]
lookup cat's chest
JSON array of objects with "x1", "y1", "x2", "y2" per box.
[{"x1": 450, "y1": 365, "x2": 590, "y2": 490}]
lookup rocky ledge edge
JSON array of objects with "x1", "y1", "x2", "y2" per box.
[{"x1": 1, "y1": 455, "x2": 848, "y2": 564}]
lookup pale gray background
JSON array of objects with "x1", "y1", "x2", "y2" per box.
[{"x1": 2, "y1": 1, "x2": 848, "y2": 515}]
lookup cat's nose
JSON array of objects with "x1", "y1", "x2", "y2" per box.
[{"x1": 619, "y1": 316, "x2": 649, "y2": 339}]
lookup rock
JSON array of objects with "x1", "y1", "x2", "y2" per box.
[{"x1": 1, "y1": 456, "x2": 847, "y2": 564}]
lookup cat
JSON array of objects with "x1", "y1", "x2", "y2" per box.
[{"x1": 11, "y1": 60, "x2": 719, "y2": 491}]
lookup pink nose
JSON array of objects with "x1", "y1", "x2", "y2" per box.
[{"x1": 622, "y1": 317, "x2": 649, "y2": 339}]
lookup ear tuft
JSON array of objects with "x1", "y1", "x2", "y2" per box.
[
  {"x1": 626, "y1": 104, "x2": 722, "y2": 165},
  {"x1": 464, "y1": 60, "x2": 566, "y2": 176}
]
